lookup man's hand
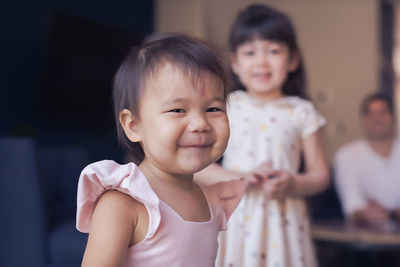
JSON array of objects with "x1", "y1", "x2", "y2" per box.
[{"x1": 354, "y1": 199, "x2": 390, "y2": 225}]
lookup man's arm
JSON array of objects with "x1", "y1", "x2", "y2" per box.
[{"x1": 334, "y1": 143, "x2": 373, "y2": 222}]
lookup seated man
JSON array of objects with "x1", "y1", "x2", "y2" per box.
[{"x1": 334, "y1": 93, "x2": 400, "y2": 226}]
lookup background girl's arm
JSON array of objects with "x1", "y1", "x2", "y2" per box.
[
  {"x1": 82, "y1": 190, "x2": 146, "y2": 267},
  {"x1": 261, "y1": 130, "x2": 329, "y2": 200},
  {"x1": 290, "y1": 129, "x2": 330, "y2": 196}
]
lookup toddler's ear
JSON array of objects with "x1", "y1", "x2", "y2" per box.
[
  {"x1": 119, "y1": 109, "x2": 142, "y2": 143},
  {"x1": 288, "y1": 51, "x2": 300, "y2": 72}
]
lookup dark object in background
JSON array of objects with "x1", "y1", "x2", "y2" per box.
[
  {"x1": 309, "y1": 173, "x2": 344, "y2": 221},
  {"x1": 38, "y1": 12, "x2": 143, "y2": 131},
  {"x1": 38, "y1": 145, "x2": 89, "y2": 266},
  {"x1": 0, "y1": 138, "x2": 45, "y2": 267},
  {"x1": 0, "y1": 137, "x2": 89, "y2": 267},
  {"x1": 38, "y1": 146, "x2": 89, "y2": 230}
]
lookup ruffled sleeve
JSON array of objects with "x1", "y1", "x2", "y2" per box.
[
  {"x1": 294, "y1": 99, "x2": 326, "y2": 139},
  {"x1": 76, "y1": 160, "x2": 160, "y2": 239}
]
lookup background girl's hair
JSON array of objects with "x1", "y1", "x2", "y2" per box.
[
  {"x1": 113, "y1": 33, "x2": 230, "y2": 164},
  {"x1": 229, "y1": 4, "x2": 308, "y2": 99}
]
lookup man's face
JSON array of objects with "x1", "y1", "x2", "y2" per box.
[{"x1": 363, "y1": 100, "x2": 395, "y2": 140}]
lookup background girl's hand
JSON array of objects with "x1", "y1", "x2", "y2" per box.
[
  {"x1": 262, "y1": 170, "x2": 294, "y2": 200},
  {"x1": 242, "y1": 162, "x2": 273, "y2": 184}
]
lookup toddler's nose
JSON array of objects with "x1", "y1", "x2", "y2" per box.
[{"x1": 188, "y1": 113, "x2": 211, "y2": 133}]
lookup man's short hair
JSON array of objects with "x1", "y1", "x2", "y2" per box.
[{"x1": 360, "y1": 93, "x2": 393, "y2": 116}]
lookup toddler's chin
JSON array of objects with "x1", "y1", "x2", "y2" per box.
[{"x1": 188, "y1": 159, "x2": 216, "y2": 174}]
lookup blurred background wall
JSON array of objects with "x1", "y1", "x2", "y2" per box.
[{"x1": 156, "y1": 0, "x2": 382, "y2": 161}]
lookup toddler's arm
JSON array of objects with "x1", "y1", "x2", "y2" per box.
[
  {"x1": 82, "y1": 190, "x2": 148, "y2": 267},
  {"x1": 195, "y1": 162, "x2": 271, "y2": 185},
  {"x1": 195, "y1": 162, "x2": 272, "y2": 219},
  {"x1": 195, "y1": 163, "x2": 243, "y2": 185}
]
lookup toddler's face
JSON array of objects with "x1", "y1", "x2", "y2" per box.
[
  {"x1": 232, "y1": 38, "x2": 298, "y2": 100},
  {"x1": 134, "y1": 63, "x2": 229, "y2": 175}
]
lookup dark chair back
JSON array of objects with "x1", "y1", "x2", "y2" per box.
[
  {"x1": 0, "y1": 137, "x2": 45, "y2": 267},
  {"x1": 309, "y1": 168, "x2": 344, "y2": 221}
]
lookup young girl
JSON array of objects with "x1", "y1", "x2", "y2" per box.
[
  {"x1": 196, "y1": 4, "x2": 329, "y2": 267},
  {"x1": 75, "y1": 33, "x2": 248, "y2": 266}
]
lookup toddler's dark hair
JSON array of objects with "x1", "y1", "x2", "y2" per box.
[
  {"x1": 229, "y1": 4, "x2": 307, "y2": 99},
  {"x1": 113, "y1": 33, "x2": 230, "y2": 164}
]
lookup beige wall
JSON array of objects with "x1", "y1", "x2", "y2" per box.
[{"x1": 155, "y1": 0, "x2": 380, "y2": 162}]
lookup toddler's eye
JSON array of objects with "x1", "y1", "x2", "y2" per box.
[
  {"x1": 207, "y1": 107, "x2": 223, "y2": 112},
  {"x1": 169, "y1": 109, "x2": 185, "y2": 113}
]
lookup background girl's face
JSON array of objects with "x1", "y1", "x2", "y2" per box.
[
  {"x1": 133, "y1": 63, "x2": 230, "y2": 176},
  {"x1": 232, "y1": 38, "x2": 298, "y2": 100}
]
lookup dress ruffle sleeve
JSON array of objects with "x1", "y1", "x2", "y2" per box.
[
  {"x1": 76, "y1": 160, "x2": 160, "y2": 239},
  {"x1": 294, "y1": 100, "x2": 326, "y2": 139}
]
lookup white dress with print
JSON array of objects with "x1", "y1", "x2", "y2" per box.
[{"x1": 216, "y1": 91, "x2": 326, "y2": 267}]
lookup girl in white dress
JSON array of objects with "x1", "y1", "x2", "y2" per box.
[{"x1": 196, "y1": 4, "x2": 330, "y2": 267}]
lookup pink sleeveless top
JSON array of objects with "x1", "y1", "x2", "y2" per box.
[{"x1": 76, "y1": 160, "x2": 242, "y2": 267}]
